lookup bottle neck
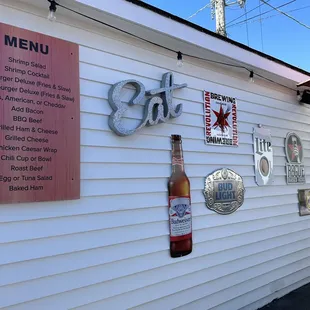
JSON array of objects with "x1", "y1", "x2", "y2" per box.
[{"x1": 171, "y1": 141, "x2": 184, "y2": 173}]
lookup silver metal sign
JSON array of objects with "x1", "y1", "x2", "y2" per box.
[
  {"x1": 285, "y1": 132, "x2": 305, "y2": 184},
  {"x1": 298, "y1": 189, "x2": 310, "y2": 216},
  {"x1": 108, "y1": 72, "x2": 187, "y2": 136},
  {"x1": 203, "y1": 168, "x2": 245, "y2": 215},
  {"x1": 253, "y1": 127, "x2": 273, "y2": 186}
]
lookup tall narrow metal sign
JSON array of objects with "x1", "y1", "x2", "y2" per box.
[
  {"x1": 253, "y1": 127, "x2": 273, "y2": 186},
  {"x1": 0, "y1": 23, "x2": 80, "y2": 204},
  {"x1": 204, "y1": 91, "x2": 238, "y2": 147},
  {"x1": 285, "y1": 132, "x2": 305, "y2": 184}
]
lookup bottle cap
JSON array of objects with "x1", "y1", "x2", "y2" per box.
[{"x1": 171, "y1": 134, "x2": 182, "y2": 141}]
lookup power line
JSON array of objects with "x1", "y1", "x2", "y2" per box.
[
  {"x1": 230, "y1": 5, "x2": 310, "y2": 27},
  {"x1": 226, "y1": 0, "x2": 238, "y2": 5},
  {"x1": 261, "y1": 0, "x2": 310, "y2": 30},
  {"x1": 228, "y1": 0, "x2": 296, "y2": 28},
  {"x1": 188, "y1": 2, "x2": 211, "y2": 20},
  {"x1": 51, "y1": 0, "x2": 297, "y2": 92},
  {"x1": 56, "y1": 1, "x2": 177, "y2": 52},
  {"x1": 226, "y1": 0, "x2": 268, "y2": 26},
  {"x1": 244, "y1": 3, "x2": 250, "y2": 46},
  {"x1": 258, "y1": 0, "x2": 264, "y2": 51},
  {"x1": 227, "y1": 7, "x2": 243, "y2": 10}
]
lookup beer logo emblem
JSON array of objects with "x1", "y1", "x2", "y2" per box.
[
  {"x1": 171, "y1": 204, "x2": 191, "y2": 218},
  {"x1": 285, "y1": 133, "x2": 303, "y2": 164},
  {"x1": 212, "y1": 105, "x2": 231, "y2": 133},
  {"x1": 260, "y1": 157, "x2": 269, "y2": 177},
  {"x1": 285, "y1": 132, "x2": 305, "y2": 184},
  {"x1": 203, "y1": 168, "x2": 245, "y2": 215},
  {"x1": 221, "y1": 168, "x2": 228, "y2": 179},
  {"x1": 253, "y1": 127, "x2": 273, "y2": 186}
]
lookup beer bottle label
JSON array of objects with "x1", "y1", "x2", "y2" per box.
[
  {"x1": 169, "y1": 196, "x2": 192, "y2": 241},
  {"x1": 172, "y1": 157, "x2": 184, "y2": 166}
]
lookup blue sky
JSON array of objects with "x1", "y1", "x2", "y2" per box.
[{"x1": 143, "y1": 0, "x2": 310, "y2": 72}]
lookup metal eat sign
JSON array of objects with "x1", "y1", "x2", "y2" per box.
[{"x1": 108, "y1": 72, "x2": 187, "y2": 136}]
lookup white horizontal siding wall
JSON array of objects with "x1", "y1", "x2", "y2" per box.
[{"x1": 1, "y1": 2, "x2": 310, "y2": 310}]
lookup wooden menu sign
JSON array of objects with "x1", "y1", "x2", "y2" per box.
[{"x1": 0, "y1": 23, "x2": 80, "y2": 204}]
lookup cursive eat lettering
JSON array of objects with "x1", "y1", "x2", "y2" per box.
[{"x1": 108, "y1": 72, "x2": 187, "y2": 136}]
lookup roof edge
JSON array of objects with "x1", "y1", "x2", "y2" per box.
[{"x1": 125, "y1": 0, "x2": 310, "y2": 77}]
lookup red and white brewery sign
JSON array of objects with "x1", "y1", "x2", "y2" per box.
[{"x1": 204, "y1": 91, "x2": 238, "y2": 147}]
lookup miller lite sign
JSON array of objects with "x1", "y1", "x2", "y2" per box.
[
  {"x1": 253, "y1": 127, "x2": 273, "y2": 186},
  {"x1": 285, "y1": 132, "x2": 305, "y2": 184}
]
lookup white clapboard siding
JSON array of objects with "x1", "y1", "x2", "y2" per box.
[
  {"x1": 0, "y1": 193, "x2": 299, "y2": 225},
  {"x1": 238, "y1": 275, "x2": 310, "y2": 310},
  {"x1": 2, "y1": 231, "x2": 310, "y2": 309},
  {"x1": 1, "y1": 2, "x2": 310, "y2": 310},
  {"x1": 121, "y1": 249, "x2": 310, "y2": 310}
]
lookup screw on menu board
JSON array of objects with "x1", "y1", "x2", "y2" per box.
[
  {"x1": 168, "y1": 135, "x2": 192, "y2": 258},
  {"x1": 0, "y1": 22, "x2": 80, "y2": 204}
]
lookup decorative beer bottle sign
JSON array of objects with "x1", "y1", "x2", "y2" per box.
[{"x1": 168, "y1": 134, "x2": 192, "y2": 258}]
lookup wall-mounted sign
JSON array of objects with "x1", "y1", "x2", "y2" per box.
[
  {"x1": 0, "y1": 23, "x2": 80, "y2": 204},
  {"x1": 168, "y1": 134, "x2": 192, "y2": 258},
  {"x1": 204, "y1": 91, "x2": 238, "y2": 147},
  {"x1": 297, "y1": 189, "x2": 310, "y2": 216},
  {"x1": 108, "y1": 72, "x2": 187, "y2": 136},
  {"x1": 253, "y1": 127, "x2": 273, "y2": 186},
  {"x1": 203, "y1": 168, "x2": 245, "y2": 215},
  {"x1": 285, "y1": 132, "x2": 305, "y2": 184}
]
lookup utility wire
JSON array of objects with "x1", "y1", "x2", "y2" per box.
[
  {"x1": 227, "y1": 6, "x2": 243, "y2": 10},
  {"x1": 55, "y1": 1, "x2": 243, "y2": 70},
  {"x1": 230, "y1": 5, "x2": 310, "y2": 27},
  {"x1": 226, "y1": 0, "x2": 269, "y2": 26},
  {"x1": 226, "y1": 1, "x2": 239, "y2": 5},
  {"x1": 258, "y1": 0, "x2": 264, "y2": 51},
  {"x1": 228, "y1": 0, "x2": 296, "y2": 28},
  {"x1": 55, "y1": 1, "x2": 176, "y2": 52},
  {"x1": 261, "y1": 0, "x2": 310, "y2": 30},
  {"x1": 244, "y1": 3, "x2": 250, "y2": 46},
  {"x1": 188, "y1": 2, "x2": 212, "y2": 19},
  {"x1": 50, "y1": 0, "x2": 298, "y2": 92}
]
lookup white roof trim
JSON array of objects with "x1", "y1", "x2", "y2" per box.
[{"x1": 76, "y1": 0, "x2": 308, "y2": 84}]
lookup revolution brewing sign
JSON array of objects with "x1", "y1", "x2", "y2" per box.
[
  {"x1": 253, "y1": 127, "x2": 273, "y2": 186},
  {"x1": 204, "y1": 91, "x2": 238, "y2": 147},
  {"x1": 0, "y1": 23, "x2": 80, "y2": 204}
]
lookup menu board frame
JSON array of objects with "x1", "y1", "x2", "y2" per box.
[{"x1": 0, "y1": 23, "x2": 80, "y2": 204}]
